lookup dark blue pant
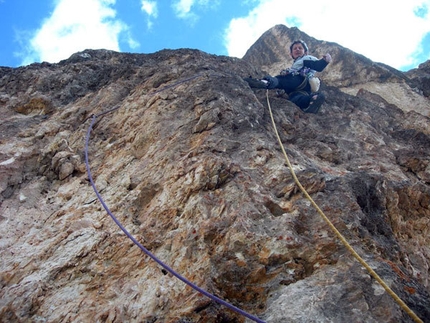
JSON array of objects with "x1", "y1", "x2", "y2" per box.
[
  {"x1": 289, "y1": 92, "x2": 312, "y2": 109},
  {"x1": 266, "y1": 74, "x2": 312, "y2": 110}
]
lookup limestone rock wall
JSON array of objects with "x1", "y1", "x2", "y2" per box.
[{"x1": 0, "y1": 32, "x2": 429, "y2": 322}]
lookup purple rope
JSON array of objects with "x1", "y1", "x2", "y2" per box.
[{"x1": 84, "y1": 75, "x2": 266, "y2": 323}]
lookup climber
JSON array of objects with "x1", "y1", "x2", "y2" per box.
[{"x1": 245, "y1": 40, "x2": 332, "y2": 113}]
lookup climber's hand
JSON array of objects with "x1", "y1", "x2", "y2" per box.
[{"x1": 323, "y1": 54, "x2": 332, "y2": 63}]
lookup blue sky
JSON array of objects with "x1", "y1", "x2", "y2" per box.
[{"x1": 1, "y1": 0, "x2": 429, "y2": 71}]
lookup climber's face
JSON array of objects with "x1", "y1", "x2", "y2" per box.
[{"x1": 291, "y1": 43, "x2": 306, "y2": 59}]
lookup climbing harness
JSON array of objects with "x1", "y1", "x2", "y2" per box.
[
  {"x1": 85, "y1": 74, "x2": 266, "y2": 323},
  {"x1": 265, "y1": 90, "x2": 423, "y2": 323}
]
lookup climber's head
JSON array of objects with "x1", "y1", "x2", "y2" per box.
[{"x1": 290, "y1": 40, "x2": 308, "y2": 59}]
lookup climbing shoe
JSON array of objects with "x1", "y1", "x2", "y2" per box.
[
  {"x1": 244, "y1": 77, "x2": 268, "y2": 89},
  {"x1": 303, "y1": 92, "x2": 325, "y2": 114}
]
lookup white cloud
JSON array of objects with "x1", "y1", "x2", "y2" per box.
[
  {"x1": 123, "y1": 28, "x2": 140, "y2": 49},
  {"x1": 173, "y1": 0, "x2": 196, "y2": 19},
  {"x1": 141, "y1": 0, "x2": 157, "y2": 16},
  {"x1": 22, "y1": 0, "x2": 132, "y2": 65},
  {"x1": 224, "y1": 0, "x2": 430, "y2": 69},
  {"x1": 141, "y1": 0, "x2": 158, "y2": 28},
  {"x1": 172, "y1": 0, "x2": 214, "y2": 20}
]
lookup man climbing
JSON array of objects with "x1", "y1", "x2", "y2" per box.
[{"x1": 245, "y1": 40, "x2": 332, "y2": 114}]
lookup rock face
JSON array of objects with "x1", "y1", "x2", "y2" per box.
[
  {"x1": 406, "y1": 60, "x2": 430, "y2": 98},
  {"x1": 0, "y1": 25, "x2": 429, "y2": 323}
]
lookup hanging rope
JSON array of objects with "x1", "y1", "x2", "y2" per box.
[
  {"x1": 84, "y1": 74, "x2": 266, "y2": 323},
  {"x1": 265, "y1": 90, "x2": 423, "y2": 323}
]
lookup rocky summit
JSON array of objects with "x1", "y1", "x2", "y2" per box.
[{"x1": 0, "y1": 25, "x2": 429, "y2": 323}]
